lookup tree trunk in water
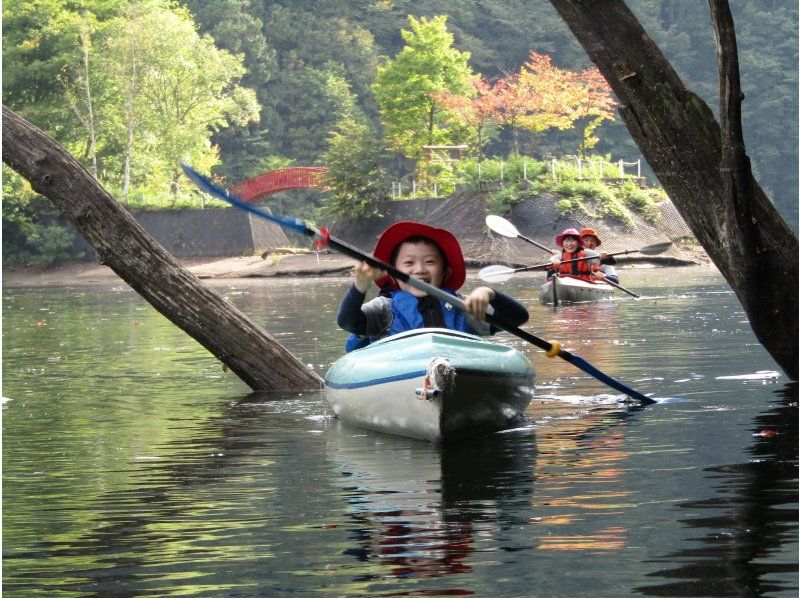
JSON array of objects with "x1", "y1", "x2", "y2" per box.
[
  {"x1": 2, "y1": 106, "x2": 324, "y2": 391},
  {"x1": 548, "y1": 0, "x2": 798, "y2": 380}
]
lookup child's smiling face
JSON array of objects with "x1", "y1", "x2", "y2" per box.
[
  {"x1": 393, "y1": 239, "x2": 449, "y2": 297},
  {"x1": 561, "y1": 236, "x2": 580, "y2": 253}
]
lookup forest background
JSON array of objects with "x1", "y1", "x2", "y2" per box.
[{"x1": 3, "y1": 0, "x2": 797, "y2": 264}]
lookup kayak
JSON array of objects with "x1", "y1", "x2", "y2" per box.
[
  {"x1": 539, "y1": 274, "x2": 614, "y2": 305},
  {"x1": 324, "y1": 328, "x2": 535, "y2": 442}
]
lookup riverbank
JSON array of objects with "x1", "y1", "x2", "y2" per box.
[{"x1": 3, "y1": 241, "x2": 710, "y2": 288}]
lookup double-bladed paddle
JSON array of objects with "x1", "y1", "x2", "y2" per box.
[
  {"x1": 182, "y1": 164, "x2": 656, "y2": 405},
  {"x1": 486, "y1": 214, "x2": 553, "y2": 253},
  {"x1": 484, "y1": 215, "x2": 671, "y2": 298},
  {"x1": 479, "y1": 240, "x2": 673, "y2": 283},
  {"x1": 479, "y1": 242, "x2": 671, "y2": 300}
]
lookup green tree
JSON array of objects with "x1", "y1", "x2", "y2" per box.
[
  {"x1": 4, "y1": 0, "x2": 258, "y2": 195},
  {"x1": 373, "y1": 15, "x2": 474, "y2": 162},
  {"x1": 3, "y1": 0, "x2": 118, "y2": 139},
  {"x1": 186, "y1": 0, "x2": 278, "y2": 182},
  {"x1": 55, "y1": 12, "x2": 104, "y2": 178},
  {"x1": 258, "y1": 6, "x2": 381, "y2": 168},
  {"x1": 320, "y1": 118, "x2": 387, "y2": 221},
  {"x1": 117, "y1": 4, "x2": 259, "y2": 193},
  {"x1": 567, "y1": 67, "x2": 617, "y2": 159},
  {"x1": 431, "y1": 75, "x2": 499, "y2": 162},
  {"x1": 281, "y1": 65, "x2": 364, "y2": 164}
]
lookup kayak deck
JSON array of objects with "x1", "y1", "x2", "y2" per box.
[
  {"x1": 539, "y1": 274, "x2": 614, "y2": 305},
  {"x1": 325, "y1": 329, "x2": 535, "y2": 442}
]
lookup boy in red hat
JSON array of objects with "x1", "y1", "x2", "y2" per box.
[
  {"x1": 546, "y1": 228, "x2": 597, "y2": 282},
  {"x1": 338, "y1": 221, "x2": 528, "y2": 350},
  {"x1": 579, "y1": 228, "x2": 619, "y2": 284}
]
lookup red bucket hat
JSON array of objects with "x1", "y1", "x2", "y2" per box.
[
  {"x1": 579, "y1": 228, "x2": 602, "y2": 246},
  {"x1": 555, "y1": 228, "x2": 583, "y2": 248},
  {"x1": 373, "y1": 221, "x2": 466, "y2": 291}
]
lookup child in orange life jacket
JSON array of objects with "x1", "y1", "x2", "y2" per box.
[
  {"x1": 546, "y1": 228, "x2": 598, "y2": 282},
  {"x1": 338, "y1": 221, "x2": 528, "y2": 351},
  {"x1": 579, "y1": 228, "x2": 619, "y2": 284}
]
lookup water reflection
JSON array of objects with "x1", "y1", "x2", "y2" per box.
[
  {"x1": 636, "y1": 383, "x2": 799, "y2": 596},
  {"x1": 3, "y1": 269, "x2": 798, "y2": 595},
  {"x1": 330, "y1": 425, "x2": 536, "y2": 587},
  {"x1": 527, "y1": 405, "x2": 643, "y2": 556}
]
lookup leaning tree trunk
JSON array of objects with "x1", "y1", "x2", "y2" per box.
[
  {"x1": 2, "y1": 106, "x2": 323, "y2": 391},
  {"x1": 548, "y1": 0, "x2": 798, "y2": 380}
]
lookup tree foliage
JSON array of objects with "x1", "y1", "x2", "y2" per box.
[
  {"x1": 3, "y1": 0, "x2": 796, "y2": 227},
  {"x1": 568, "y1": 67, "x2": 617, "y2": 158},
  {"x1": 320, "y1": 117, "x2": 387, "y2": 221},
  {"x1": 430, "y1": 75, "x2": 499, "y2": 162},
  {"x1": 3, "y1": 0, "x2": 258, "y2": 195},
  {"x1": 516, "y1": 52, "x2": 578, "y2": 156},
  {"x1": 373, "y1": 15, "x2": 475, "y2": 161}
]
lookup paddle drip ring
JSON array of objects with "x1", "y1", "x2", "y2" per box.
[{"x1": 545, "y1": 341, "x2": 561, "y2": 358}]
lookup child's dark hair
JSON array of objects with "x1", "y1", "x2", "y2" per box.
[{"x1": 389, "y1": 236, "x2": 448, "y2": 268}]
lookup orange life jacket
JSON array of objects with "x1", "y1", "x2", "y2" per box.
[{"x1": 557, "y1": 250, "x2": 595, "y2": 281}]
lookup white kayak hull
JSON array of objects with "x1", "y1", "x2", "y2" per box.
[
  {"x1": 539, "y1": 274, "x2": 614, "y2": 304},
  {"x1": 324, "y1": 329, "x2": 535, "y2": 442}
]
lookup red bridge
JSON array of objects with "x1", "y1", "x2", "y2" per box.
[{"x1": 231, "y1": 167, "x2": 329, "y2": 202}]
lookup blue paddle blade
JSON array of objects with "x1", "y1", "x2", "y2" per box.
[
  {"x1": 562, "y1": 351, "x2": 655, "y2": 404},
  {"x1": 180, "y1": 163, "x2": 310, "y2": 236}
]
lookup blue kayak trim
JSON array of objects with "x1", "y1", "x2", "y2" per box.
[
  {"x1": 325, "y1": 367, "x2": 531, "y2": 390},
  {"x1": 325, "y1": 369, "x2": 427, "y2": 389}
]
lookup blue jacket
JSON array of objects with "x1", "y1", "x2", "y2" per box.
[
  {"x1": 387, "y1": 289, "x2": 473, "y2": 336},
  {"x1": 344, "y1": 289, "x2": 473, "y2": 352},
  {"x1": 345, "y1": 333, "x2": 371, "y2": 352}
]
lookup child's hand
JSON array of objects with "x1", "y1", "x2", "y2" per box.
[
  {"x1": 463, "y1": 286, "x2": 495, "y2": 321},
  {"x1": 591, "y1": 270, "x2": 606, "y2": 281},
  {"x1": 353, "y1": 261, "x2": 386, "y2": 293}
]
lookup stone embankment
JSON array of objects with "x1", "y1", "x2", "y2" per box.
[{"x1": 5, "y1": 189, "x2": 708, "y2": 287}]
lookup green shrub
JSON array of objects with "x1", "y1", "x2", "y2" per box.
[
  {"x1": 26, "y1": 223, "x2": 81, "y2": 264},
  {"x1": 451, "y1": 155, "x2": 545, "y2": 186},
  {"x1": 108, "y1": 186, "x2": 208, "y2": 211},
  {"x1": 2, "y1": 171, "x2": 83, "y2": 265},
  {"x1": 487, "y1": 183, "x2": 526, "y2": 214},
  {"x1": 551, "y1": 179, "x2": 604, "y2": 199},
  {"x1": 555, "y1": 197, "x2": 584, "y2": 218},
  {"x1": 616, "y1": 182, "x2": 666, "y2": 222},
  {"x1": 593, "y1": 186, "x2": 632, "y2": 224}
]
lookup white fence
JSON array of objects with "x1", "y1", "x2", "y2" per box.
[
  {"x1": 391, "y1": 180, "x2": 440, "y2": 199},
  {"x1": 390, "y1": 156, "x2": 646, "y2": 199},
  {"x1": 565, "y1": 157, "x2": 642, "y2": 180}
]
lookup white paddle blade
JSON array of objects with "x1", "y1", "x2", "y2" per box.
[
  {"x1": 478, "y1": 265, "x2": 516, "y2": 283},
  {"x1": 485, "y1": 215, "x2": 520, "y2": 238},
  {"x1": 637, "y1": 241, "x2": 673, "y2": 255}
]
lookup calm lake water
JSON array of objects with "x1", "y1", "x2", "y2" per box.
[{"x1": 3, "y1": 266, "x2": 797, "y2": 596}]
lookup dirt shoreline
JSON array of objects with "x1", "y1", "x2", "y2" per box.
[{"x1": 3, "y1": 244, "x2": 710, "y2": 288}]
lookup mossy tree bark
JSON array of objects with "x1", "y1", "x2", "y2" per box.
[
  {"x1": 2, "y1": 106, "x2": 323, "y2": 391},
  {"x1": 549, "y1": 0, "x2": 798, "y2": 380}
]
